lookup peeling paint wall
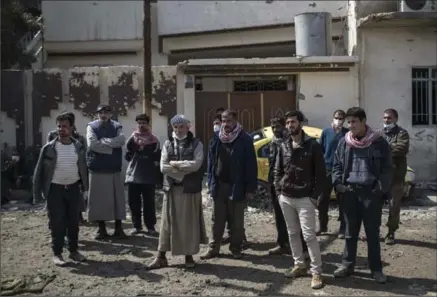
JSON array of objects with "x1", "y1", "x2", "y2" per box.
[
  {"x1": 360, "y1": 27, "x2": 437, "y2": 181},
  {"x1": 1, "y1": 66, "x2": 177, "y2": 170}
]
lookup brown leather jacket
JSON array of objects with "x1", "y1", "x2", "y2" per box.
[{"x1": 273, "y1": 132, "x2": 326, "y2": 199}]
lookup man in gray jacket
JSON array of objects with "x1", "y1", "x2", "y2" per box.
[{"x1": 33, "y1": 113, "x2": 89, "y2": 266}]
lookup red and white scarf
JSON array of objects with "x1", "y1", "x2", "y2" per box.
[
  {"x1": 219, "y1": 122, "x2": 242, "y2": 143},
  {"x1": 132, "y1": 130, "x2": 158, "y2": 147},
  {"x1": 345, "y1": 125, "x2": 381, "y2": 149}
]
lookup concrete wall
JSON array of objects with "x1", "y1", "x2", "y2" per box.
[
  {"x1": 299, "y1": 70, "x2": 358, "y2": 128},
  {"x1": 158, "y1": 1, "x2": 348, "y2": 35},
  {"x1": 43, "y1": 2, "x2": 167, "y2": 68},
  {"x1": 360, "y1": 27, "x2": 437, "y2": 180},
  {"x1": 43, "y1": 1, "x2": 143, "y2": 42}
]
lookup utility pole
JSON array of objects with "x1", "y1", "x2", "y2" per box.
[{"x1": 143, "y1": 0, "x2": 152, "y2": 124}]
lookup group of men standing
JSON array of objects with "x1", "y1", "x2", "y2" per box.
[{"x1": 32, "y1": 103, "x2": 409, "y2": 290}]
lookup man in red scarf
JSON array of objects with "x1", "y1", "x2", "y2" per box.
[
  {"x1": 125, "y1": 113, "x2": 161, "y2": 236},
  {"x1": 332, "y1": 107, "x2": 392, "y2": 284}
]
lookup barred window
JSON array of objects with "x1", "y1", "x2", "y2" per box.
[
  {"x1": 233, "y1": 80, "x2": 287, "y2": 92},
  {"x1": 412, "y1": 67, "x2": 437, "y2": 126}
]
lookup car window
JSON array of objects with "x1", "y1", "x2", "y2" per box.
[{"x1": 258, "y1": 143, "x2": 270, "y2": 158}]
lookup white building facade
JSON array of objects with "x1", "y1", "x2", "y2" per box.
[{"x1": 27, "y1": 1, "x2": 437, "y2": 181}]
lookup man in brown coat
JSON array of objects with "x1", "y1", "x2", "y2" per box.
[{"x1": 382, "y1": 108, "x2": 410, "y2": 245}]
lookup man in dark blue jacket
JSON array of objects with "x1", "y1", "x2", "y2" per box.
[
  {"x1": 318, "y1": 109, "x2": 348, "y2": 237},
  {"x1": 201, "y1": 109, "x2": 257, "y2": 259},
  {"x1": 332, "y1": 107, "x2": 392, "y2": 284}
]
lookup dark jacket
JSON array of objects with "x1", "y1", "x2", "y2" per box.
[
  {"x1": 86, "y1": 119, "x2": 122, "y2": 173},
  {"x1": 32, "y1": 137, "x2": 89, "y2": 204},
  {"x1": 273, "y1": 132, "x2": 326, "y2": 199},
  {"x1": 47, "y1": 130, "x2": 86, "y2": 147},
  {"x1": 125, "y1": 136, "x2": 161, "y2": 184},
  {"x1": 162, "y1": 132, "x2": 203, "y2": 194},
  {"x1": 320, "y1": 127, "x2": 349, "y2": 170},
  {"x1": 208, "y1": 130, "x2": 258, "y2": 201},
  {"x1": 268, "y1": 139, "x2": 282, "y2": 184},
  {"x1": 332, "y1": 136, "x2": 392, "y2": 194},
  {"x1": 383, "y1": 125, "x2": 409, "y2": 182}
]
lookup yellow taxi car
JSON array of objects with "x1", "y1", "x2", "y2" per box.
[{"x1": 252, "y1": 126, "x2": 416, "y2": 200}]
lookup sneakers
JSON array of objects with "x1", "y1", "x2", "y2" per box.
[
  {"x1": 385, "y1": 233, "x2": 395, "y2": 245},
  {"x1": 147, "y1": 229, "x2": 159, "y2": 237},
  {"x1": 147, "y1": 257, "x2": 169, "y2": 270},
  {"x1": 284, "y1": 265, "x2": 308, "y2": 278},
  {"x1": 200, "y1": 249, "x2": 219, "y2": 260},
  {"x1": 231, "y1": 251, "x2": 243, "y2": 259},
  {"x1": 130, "y1": 228, "x2": 143, "y2": 235},
  {"x1": 372, "y1": 271, "x2": 387, "y2": 284},
  {"x1": 69, "y1": 251, "x2": 87, "y2": 262},
  {"x1": 311, "y1": 274, "x2": 324, "y2": 289},
  {"x1": 333, "y1": 266, "x2": 354, "y2": 278},
  {"x1": 53, "y1": 255, "x2": 67, "y2": 267}
]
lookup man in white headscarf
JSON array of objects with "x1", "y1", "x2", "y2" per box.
[{"x1": 147, "y1": 114, "x2": 207, "y2": 269}]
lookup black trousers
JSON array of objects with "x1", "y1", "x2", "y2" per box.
[
  {"x1": 127, "y1": 183, "x2": 157, "y2": 230},
  {"x1": 271, "y1": 186, "x2": 308, "y2": 251},
  {"x1": 210, "y1": 183, "x2": 245, "y2": 253},
  {"x1": 342, "y1": 185, "x2": 383, "y2": 272},
  {"x1": 318, "y1": 170, "x2": 346, "y2": 232},
  {"x1": 47, "y1": 182, "x2": 81, "y2": 255}
]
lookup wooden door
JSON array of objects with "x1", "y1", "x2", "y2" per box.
[
  {"x1": 229, "y1": 92, "x2": 262, "y2": 132},
  {"x1": 194, "y1": 92, "x2": 228, "y2": 149},
  {"x1": 262, "y1": 91, "x2": 296, "y2": 126}
]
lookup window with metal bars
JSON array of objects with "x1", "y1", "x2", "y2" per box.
[
  {"x1": 233, "y1": 80, "x2": 288, "y2": 92},
  {"x1": 412, "y1": 67, "x2": 437, "y2": 126}
]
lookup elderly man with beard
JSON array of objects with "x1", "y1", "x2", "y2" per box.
[
  {"x1": 332, "y1": 107, "x2": 392, "y2": 283},
  {"x1": 125, "y1": 113, "x2": 161, "y2": 236},
  {"x1": 148, "y1": 115, "x2": 207, "y2": 269},
  {"x1": 274, "y1": 110, "x2": 326, "y2": 290},
  {"x1": 381, "y1": 108, "x2": 409, "y2": 245},
  {"x1": 86, "y1": 105, "x2": 127, "y2": 240},
  {"x1": 202, "y1": 109, "x2": 257, "y2": 260}
]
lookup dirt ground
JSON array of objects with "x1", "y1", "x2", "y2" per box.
[{"x1": 1, "y1": 191, "x2": 436, "y2": 296}]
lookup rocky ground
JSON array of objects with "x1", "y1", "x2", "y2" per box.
[{"x1": 1, "y1": 190, "x2": 436, "y2": 296}]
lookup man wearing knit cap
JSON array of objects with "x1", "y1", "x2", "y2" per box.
[
  {"x1": 86, "y1": 104, "x2": 127, "y2": 239},
  {"x1": 148, "y1": 114, "x2": 207, "y2": 269}
]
